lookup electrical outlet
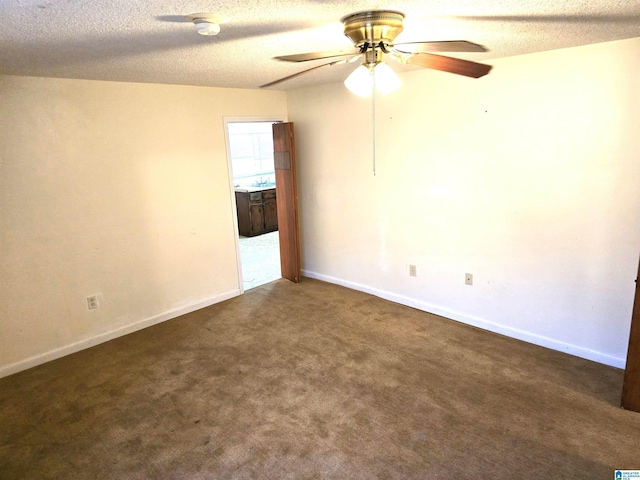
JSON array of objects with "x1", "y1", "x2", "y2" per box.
[
  {"x1": 409, "y1": 265, "x2": 417, "y2": 277},
  {"x1": 86, "y1": 295, "x2": 99, "y2": 310},
  {"x1": 465, "y1": 273, "x2": 473, "y2": 286}
]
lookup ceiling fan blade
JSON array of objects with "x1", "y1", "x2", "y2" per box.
[
  {"x1": 261, "y1": 58, "x2": 353, "y2": 88},
  {"x1": 459, "y1": 14, "x2": 640, "y2": 24},
  {"x1": 392, "y1": 40, "x2": 488, "y2": 53},
  {"x1": 275, "y1": 49, "x2": 359, "y2": 62},
  {"x1": 401, "y1": 52, "x2": 492, "y2": 78}
]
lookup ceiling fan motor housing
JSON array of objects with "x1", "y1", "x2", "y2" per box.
[{"x1": 342, "y1": 10, "x2": 405, "y2": 48}]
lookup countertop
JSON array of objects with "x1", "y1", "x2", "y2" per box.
[{"x1": 234, "y1": 185, "x2": 276, "y2": 193}]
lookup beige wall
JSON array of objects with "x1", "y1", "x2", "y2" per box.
[
  {"x1": 0, "y1": 75, "x2": 287, "y2": 375},
  {"x1": 1, "y1": 37, "x2": 638, "y2": 375},
  {"x1": 288, "y1": 37, "x2": 640, "y2": 367}
]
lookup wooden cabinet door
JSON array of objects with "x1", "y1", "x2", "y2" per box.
[
  {"x1": 273, "y1": 122, "x2": 300, "y2": 283},
  {"x1": 235, "y1": 191, "x2": 251, "y2": 236},
  {"x1": 249, "y1": 203, "x2": 264, "y2": 235},
  {"x1": 263, "y1": 198, "x2": 278, "y2": 231}
]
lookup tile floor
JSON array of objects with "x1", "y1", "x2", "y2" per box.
[{"x1": 238, "y1": 231, "x2": 281, "y2": 290}]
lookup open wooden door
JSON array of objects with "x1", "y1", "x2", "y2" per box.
[
  {"x1": 622, "y1": 257, "x2": 640, "y2": 411},
  {"x1": 273, "y1": 122, "x2": 301, "y2": 283}
]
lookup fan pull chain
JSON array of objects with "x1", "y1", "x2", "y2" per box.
[{"x1": 371, "y1": 69, "x2": 376, "y2": 176}]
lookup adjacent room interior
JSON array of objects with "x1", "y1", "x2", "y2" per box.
[
  {"x1": 227, "y1": 120, "x2": 282, "y2": 290},
  {"x1": 1, "y1": 1, "x2": 639, "y2": 477}
]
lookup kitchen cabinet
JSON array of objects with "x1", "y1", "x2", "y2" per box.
[{"x1": 235, "y1": 188, "x2": 278, "y2": 237}]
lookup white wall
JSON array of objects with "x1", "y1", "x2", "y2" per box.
[
  {"x1": 0, "y1": 75, "x2": 287, "y2": 376},
  {"x1": 288, "y1": 37, "x2": 640, "y2": 368}
]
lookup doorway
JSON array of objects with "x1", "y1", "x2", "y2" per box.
[{"x1": 226, "y1": 119, "x2": 283, "y2": 291}]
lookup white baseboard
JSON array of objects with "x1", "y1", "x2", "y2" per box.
[
  {"x1": 302, "y1": 270, "x2": 626, "y2": 369},
  {"x1": 0, "y1": 289, "x2": 241, "y2": 379}
]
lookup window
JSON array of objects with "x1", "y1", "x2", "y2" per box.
[{"x1": 228, "y1": 122, "x2": 276, "y2": 188}]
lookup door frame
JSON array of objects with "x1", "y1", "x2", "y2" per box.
[{"x1": 223, "y1": 116, "x2": 287, "y2": 293}]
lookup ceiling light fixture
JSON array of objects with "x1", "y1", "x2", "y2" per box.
[
  {"x1": 194, "y1": 20, "x2": 220, "y2": 36},
  {"x1": 344, "y1": 62, "x2": 401, "y2": 97},
  {"x1": 187, "y1": 14, "x2": 227, "y2": 36}
]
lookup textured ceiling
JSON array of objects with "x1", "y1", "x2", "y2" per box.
[{"x1": 1, "y1": 0, "x2": 639, "y2": 91}]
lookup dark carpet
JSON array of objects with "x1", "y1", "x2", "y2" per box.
[{"x1": 1, "y1": 278, "x2": 638, "y2": 479}]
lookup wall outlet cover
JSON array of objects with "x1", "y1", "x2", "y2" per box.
[{"x1": 87, "y1": 295, "x2": 99, "y2": 310}]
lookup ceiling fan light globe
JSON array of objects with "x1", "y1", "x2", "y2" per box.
[
  {"x1": 344, "y1": 65, "x2": 374, "y2": 97},
  {"x1": 374, "y1": 63, "x2": 401, "y2": 95}
]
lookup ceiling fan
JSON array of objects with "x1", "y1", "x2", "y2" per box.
[{"x1": 261, "y1": 10, "x2": 493, "y2": 89}]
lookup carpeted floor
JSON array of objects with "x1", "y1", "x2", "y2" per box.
[{"x1": 1, "y1": 278, "x2": 638, "y2": 479}]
